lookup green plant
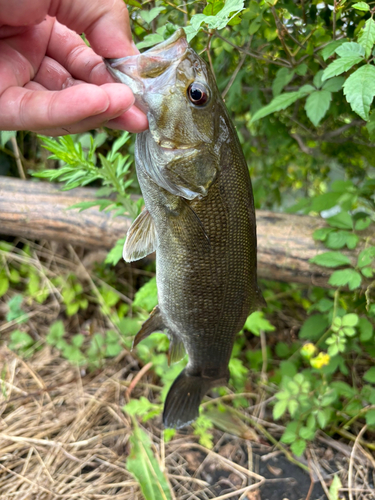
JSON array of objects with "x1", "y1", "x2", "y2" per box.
[{"x1": 35, "y1": 131, "x2": 143, "y2": 265}]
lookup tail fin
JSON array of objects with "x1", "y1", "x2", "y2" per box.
[{"x1": 163, "y1": 369, "x2": 212, "y2": 429}]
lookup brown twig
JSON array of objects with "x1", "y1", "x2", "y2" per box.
[
  {"x1": 348, "y1": 425, "x2": 367, "y2": 500},
  {"x1": 126, "y1": 361, "x2": 153, "y2": 400},
  {"x1": 10, "y1": 135, "x2": 26, "y2": 180},
  {"x1": 222, "y1": 39, "x2": 252, "y2": 99}
]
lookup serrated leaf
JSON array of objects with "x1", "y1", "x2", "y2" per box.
[
  {"x1": 299, "y1": 314, "x2": 329, "y2": 341},
  {"x1": 322, "y1": 56, "x2": 363, "y2": 82},
  {"x1": 343, "y1": 65, "x2": 375, "y2": 120},
  {"x1": 353, "y1": 1, "x2": 370, "y2": 11},
  {"x1": 251, "y1": 90, "x2": 310, "y2": 122},
  {"x1": 358, "y1": 18, "x2": 375, "y2": 58},
  {"x1": 244, "y1": 311, "x2": 275, "y2": 336},
  {"x1": 326, "y1": 212, "x2": 353, "y2": 229},
  {"x1": 328, "y1": 269, "x2": 362, "y2": 290},
  {"x1": 305, "y1": 90, "x2": 332, "y2": 126},
  {"x1": 310, "y1": 251, "x2": 351, "y2": 268},
  {"x1": 127, "y1": 422, "x2": 172, "y2": 500},
  {"x1": 320, "y1": 40, "x2": 347, "y2": 61},
  {"x1": 322, "y1": 76, "x2": 345, "y2": 92},
  {"x1": 336, "y1": 42, "x2": 365, "y2": 58}
]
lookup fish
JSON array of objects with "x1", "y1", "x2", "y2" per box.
[{"x1": 105, "y1": 29, "x2": 265, "y2": 429}]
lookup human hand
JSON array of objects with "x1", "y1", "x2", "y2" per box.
[{"x1": 0, "y1": 0, "x2": 148, "y2": 135}]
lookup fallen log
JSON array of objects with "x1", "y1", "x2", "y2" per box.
[{"x1": 0, "y1": 176, "x2": 359, "y2": 289}]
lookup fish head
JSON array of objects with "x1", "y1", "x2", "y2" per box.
[{"x1": 105, "y1": 29, "x2": 220, "y2": 151}]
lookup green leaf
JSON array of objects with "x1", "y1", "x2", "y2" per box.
[
  {"x1": 329, "y1": 475, "x2": 342, "y2": 500},
  {"x1": 364, "y1": 367, "x2": 375, "y2": 383},
  {"x1": 322, "y1": 76, "x2": 345, "y2": 92},
  {"x1": 342, "y1": 313, "x2": 358, "y2": 327},
  {"x1": 273, "y1": 399, "x2": 288, "y2": 419},
  {"x1": 322, "y1": 56, "x2": 363, "y2": 81},
  {"x1": 320, "y1": 40, "x2": 346, "y2": 61},
  {"x1": 328, "y1": 269, "x2": 362, "y2": 290},
  {"x1": 9, "y1": 330, "x2": 34, "y2": 351},
  {"x1": 272, "y1": 68, "x2": 294, "y2": 97},
  {"x1": 343, "y1": 65, "x2": 375, "y2": 120},
  {"x1": 299, "y1": 314, "x2": 329, "y2": 341},
  {"x1": 46, "y1": 321, "x2": 65, "y2": 346},
  {"x1": 139, "y1": 6, "x2": 165, "y2": 24},
  {"x1": 126, "y1": 0, "x2": 142, "y2": 7},
  {"x1": 299, "y1": 426, "x2": 315, "y2": 440},
  {"x1": 127, "y1": 422, "x2": 173, "y2": 500},
  {"x1": 105, "y1": 237, "x2": 126, "y2": 266},
  {"x1": 244, "y1": 311, "x2": 275, "y2": 336},
  {"x1": 291, "y1": 439, "x2": 306, "y2": 456},
  {"x1": 137, "y1": 33, "x2": 164, "y2": 50},
  {"x1": 357, "y1": 247, "x2": 375, "y2": 267},
  {"x1": 251, "y1": 89, "x2": 311, "y2": 122},
  {"x1": 358, "y1": 18, "x2": 375, "y2": 58},
  {"x1": 336, "y1": 42, "x2": 365, "y2": 58},
  {"x1": 0, "y1": 272, "x2": 9, "y2": 297},
  {"x1": 305, "y1": 90, "x2": 331, "y2": 126},
  {"x1": 352, "y1": 2, "x2": 370, "y2": 11},
  {"x1": 313, "y1": 227, "x2": 334, "y2": 241},
  {"x1": 310, "y1": 251, "x2": 351, "y2": 268},
  {"x1": 366, "y1": 111, "x2": 375, "y2": 140},
  {"x1": 317, "y1": 408, "x2": 331, "y2": 428},
  {"x1": 326, "y1": 231, "x2": 358, "y2": 250},
  {"x1": 358, "y1": 317, "x2": 373, "y2": 342},
  {"x1": 281, "y1": 422, "x2": 298, "y2": 443},
  {"x1": 133, "y1": 277, "x2": 158, "y2": 312},
  {"x1": 365, "y1": 409, "x2": 375, "y2": 426},
  {"x1": 326, "y1": 212, "x2": 353, "y2": 229},
  {"x1": 0, "y1": 130, "x2": 16, "y2": 147}
]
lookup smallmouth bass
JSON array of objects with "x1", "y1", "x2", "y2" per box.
[{"x1": 106, "y1": 29, "x2": 265, "y2": 429}]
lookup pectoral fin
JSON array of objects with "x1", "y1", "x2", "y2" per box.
[
  {"x1": 123, "y1": 209, "x2": 156, "y2": 262},
  {"x1": 133, "y1": 306, "x2": 165, "y2": 348}
]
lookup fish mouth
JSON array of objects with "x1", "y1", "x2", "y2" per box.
[{"x1": 104, "y1": 29, "x2": 188, "y2": 110}]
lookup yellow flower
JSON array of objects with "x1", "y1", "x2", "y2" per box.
[
  {"x1": 310, "y1": 352, "x2": 330, "y2": 369},
  {"x1": 301, "y1": 343, "x2": 316, "y2": 360}
]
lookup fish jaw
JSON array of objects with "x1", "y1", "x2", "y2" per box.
[{"x1": 105, "y1": 29, "x2": 188, "y2": 113}]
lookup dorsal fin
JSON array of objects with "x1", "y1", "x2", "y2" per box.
[{"x1": 123, "y1": 209, "x2": 157, "y2": 262}]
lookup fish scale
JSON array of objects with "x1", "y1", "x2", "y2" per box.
[{"x1": 105, "y1": 29, "x2": 265, "y2": 429}]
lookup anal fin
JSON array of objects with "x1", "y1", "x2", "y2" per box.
[
  {"x1": 133, "y1": 306, "x2": 165, "y2": 349},
  {"x1": 123, "y1": 209, "x2": 156, "y2": 262}
]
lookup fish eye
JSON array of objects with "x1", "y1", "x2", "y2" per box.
[{"x1": 187, "y1": 82, "x2": 210, "y2": 106}]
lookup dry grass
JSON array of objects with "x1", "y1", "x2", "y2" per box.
[{"x1": 0, "y1": 345, "x2": 374, "y2": 500}]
